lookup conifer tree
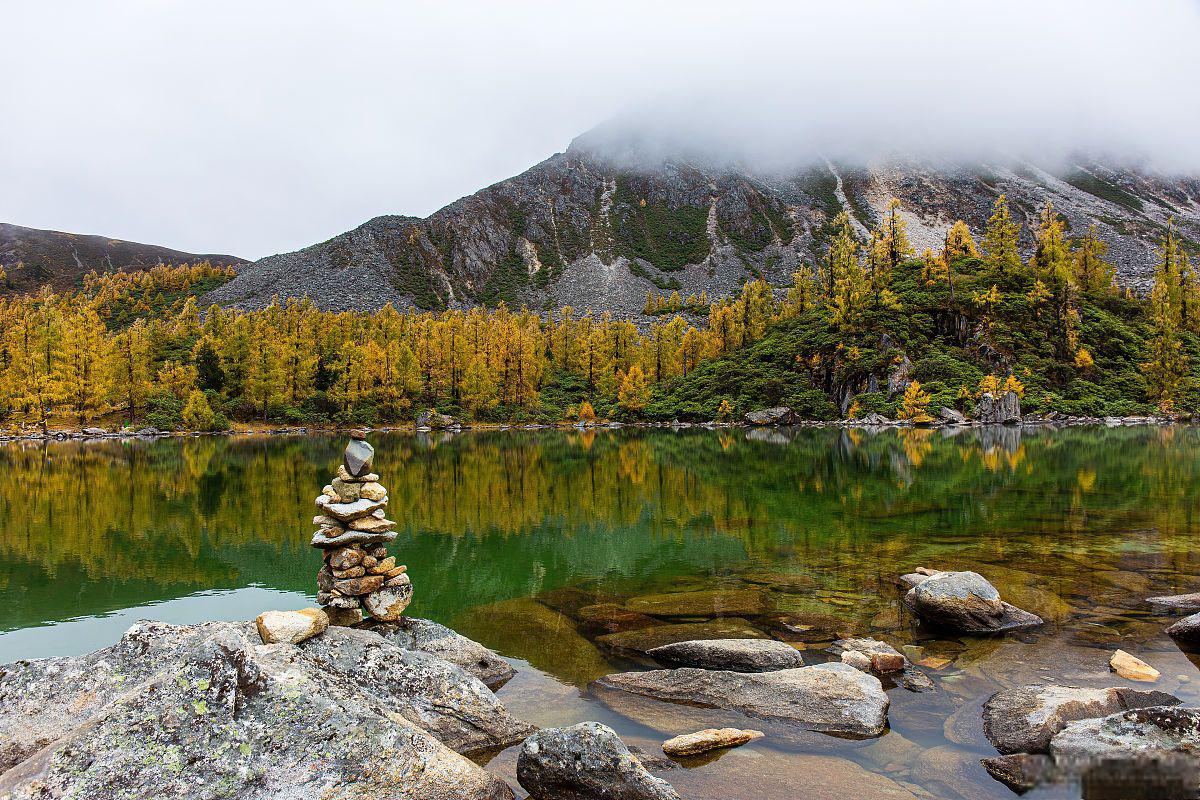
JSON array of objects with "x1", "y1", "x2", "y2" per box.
[
  {"x1": 1072, "y1": 226, "x2": 1115, "y2": 294},
  {"x1": 982, "y1": 194, "x2": 1022, "y2": 275},
  {"x1": 943, "y1": 220, "x2": 980, "y2": 262}
]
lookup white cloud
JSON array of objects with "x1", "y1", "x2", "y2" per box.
[{"x1": 2, "y1": 0, "x2": 1197, "y2": 258}]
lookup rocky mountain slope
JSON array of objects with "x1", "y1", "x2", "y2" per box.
[
  {"x1": 0, "y1": 223, "x2": 245, "y2": 295},
  {"x1": 204, "y1": 137, "x2": 1200, "y2": 317}
]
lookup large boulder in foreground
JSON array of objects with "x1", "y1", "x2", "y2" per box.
[
  {"x1": 982, "y1": 684, "x2": 1180, "y2": 754},
  {"x1": 371, "y1": 617, "x2": 515, "y2": 689},
  {"x1": 517, "y1": 722, "x2": 680, "y2": 800},
  {"x1": 0, "y1": 620, "x2": 522, "y2": 799},
  {"x1": 904, "y1": 570, "x2": 1043, "y2": 633},
  {"x1": 592, "y1": 662, "x2": 889, "y2": 737},
  {"x1": 646, "y1": 638, "x2": 804, "y2": 672}
]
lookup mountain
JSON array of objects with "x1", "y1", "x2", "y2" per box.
[
  {"x1": 203, "y1": 135, "x2": 1200, "y2": 317},
  {"x1": 0, "y1": 223, "x2": 246, "y2": 295}
]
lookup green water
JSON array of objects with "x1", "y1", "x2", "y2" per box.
[{"x1": 3, "y1": 426, "x2": 1200, "y2": 798}]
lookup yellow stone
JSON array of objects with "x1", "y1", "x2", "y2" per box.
[{"x1": 1110, "y1": 649, "x2": 1159, "y2": 682}]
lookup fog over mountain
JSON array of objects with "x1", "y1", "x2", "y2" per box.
[{"x1": 2, "y1": 1, "x2": 1198, "y2": 260}]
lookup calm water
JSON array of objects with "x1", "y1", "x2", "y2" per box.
[{"x1": 3, "y1": 426, "x2": 1200, "y2": 799}]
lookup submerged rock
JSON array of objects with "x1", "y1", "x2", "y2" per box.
[
  {"x1": 982, "y1": 684, "x2": 1180, "y2": 754},
  {"x1": 647, "y1": 638, "x2": 804, "y2": 672},
  {"x1": 596, "y1": 619, "x2": 769, "y2": 657},
  {"x1": 0, "y1": 620, "x2": 517, "y2": 799},
  {"x1": 980, "y1": 753, "x2": 1054, "y2": 794},
  {"x1": 1148, "y1": 592, "x2": 1200, "y2": 612},
  {"x1": 593, "y1": 662, "x2": 889, "y2": 737},
  {"x1": 454, "y1": 598, "x2": 614, "y2": 686},
  {"x1": 904, "y1": 570, "x2": 1043, "y2": 633},
  {"x1": 624, "y1": 588, "x2": 773, "y2": 619},
  {"x1": 372, "y1": 617, "x2": 515, "y2": 690},
  {"x1": 517, "y1": 722, "x2": 680, "y2": 800},
  {"x1": 661, "y1": 727, "x2": 763, "y2": 757}
]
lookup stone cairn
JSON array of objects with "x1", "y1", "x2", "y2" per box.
[{"x1": 312, "y1": 434, "x2": 412, "y2": 623}]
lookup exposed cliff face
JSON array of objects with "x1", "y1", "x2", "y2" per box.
[
  {"x1": 0, "y1": 223, "x2": 246, "y2": 295},
  {"x1": 203, "y1": 137, "x2": 1200, "y2": 316}
]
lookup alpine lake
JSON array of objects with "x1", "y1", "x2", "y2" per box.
[{"x1": 3, "y1": 424, "x2": 1200, "y2": 799}]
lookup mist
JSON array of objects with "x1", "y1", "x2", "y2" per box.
[{"x1": 2, "y1": 0, "x2": 1198, "y2": 259}]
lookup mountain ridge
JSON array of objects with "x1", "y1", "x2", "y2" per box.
[
  {"x1": 0, "y1": 222, "x2": 246, "y2": 295},
  {"x1": 189, "y1": 139, "x2": 1200, "y2": 316}
]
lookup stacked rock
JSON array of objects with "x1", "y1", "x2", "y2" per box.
[{"x1": 312, "y1": 435, "x2": 413, "y2": 622}]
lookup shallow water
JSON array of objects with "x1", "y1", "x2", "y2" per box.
[{"x1": 3, "y1": 426, "x2": 1200, "y2": 798}]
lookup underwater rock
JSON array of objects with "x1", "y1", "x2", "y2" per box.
[
  {"x1": 646, "y1": 639, "x2": 804, "y2": 672},
  {"x1": 624, "y1": 588, "x2": 774, "y2": 619},
  {"x1": 596, "y1": 619, "x2": 769, "y2": 657}
]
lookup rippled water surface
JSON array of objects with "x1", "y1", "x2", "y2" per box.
[{"x1": 3, "y1": 426, "x2": 1200, "y2": 798}]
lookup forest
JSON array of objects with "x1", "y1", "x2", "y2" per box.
[{"x1": 0, "y1": 195, "x2": 1195, "y2": 431}]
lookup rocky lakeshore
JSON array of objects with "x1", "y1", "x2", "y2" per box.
[{"x1": 6, "y1": 563, "x2": 1200, "y2": 798}]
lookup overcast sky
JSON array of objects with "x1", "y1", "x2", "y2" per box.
[{"x1": 3, "y1": 1, "x2": 1199, "y2": 260}]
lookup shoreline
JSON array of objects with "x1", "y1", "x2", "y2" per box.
[{"x1": 0, "y1": 413, "x2": 1182, "y2": 444}]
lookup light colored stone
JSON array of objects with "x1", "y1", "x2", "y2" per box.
[
  {"x1": 841, "y1": 650, "x2": 872, "y2": 671},
  {"x1": 350, "y1": 515, "x2": 397, "y2": 533},
  {"x1": 1110, "y1": 649, "x2": 1160, "y2": 682},
  {"x1": 360, "y1": 482, "x2": 387, "y2": 501},
  {"x1": 1050, "y1": 707, "x2": 1200, "y2": 760},
  {"x1": 661, "y1": 728, "x2": 763, "y2": 757},
  {"x1": 332, "y1": 565, "x2": 366, "y2": 579},
  {"x1": 255, "y1": 608, "x2": 329, "y2": 645},
  {"x1": 310, "y1": 528, "x2": 397, "y2": 549},
  {"x1": 364, "y1": 574, "x2": 413, "y2": 621}
]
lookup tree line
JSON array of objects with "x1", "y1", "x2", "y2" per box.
[{"x1": 0, "y1": 196, "x2": 1194, "y2": 430}]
